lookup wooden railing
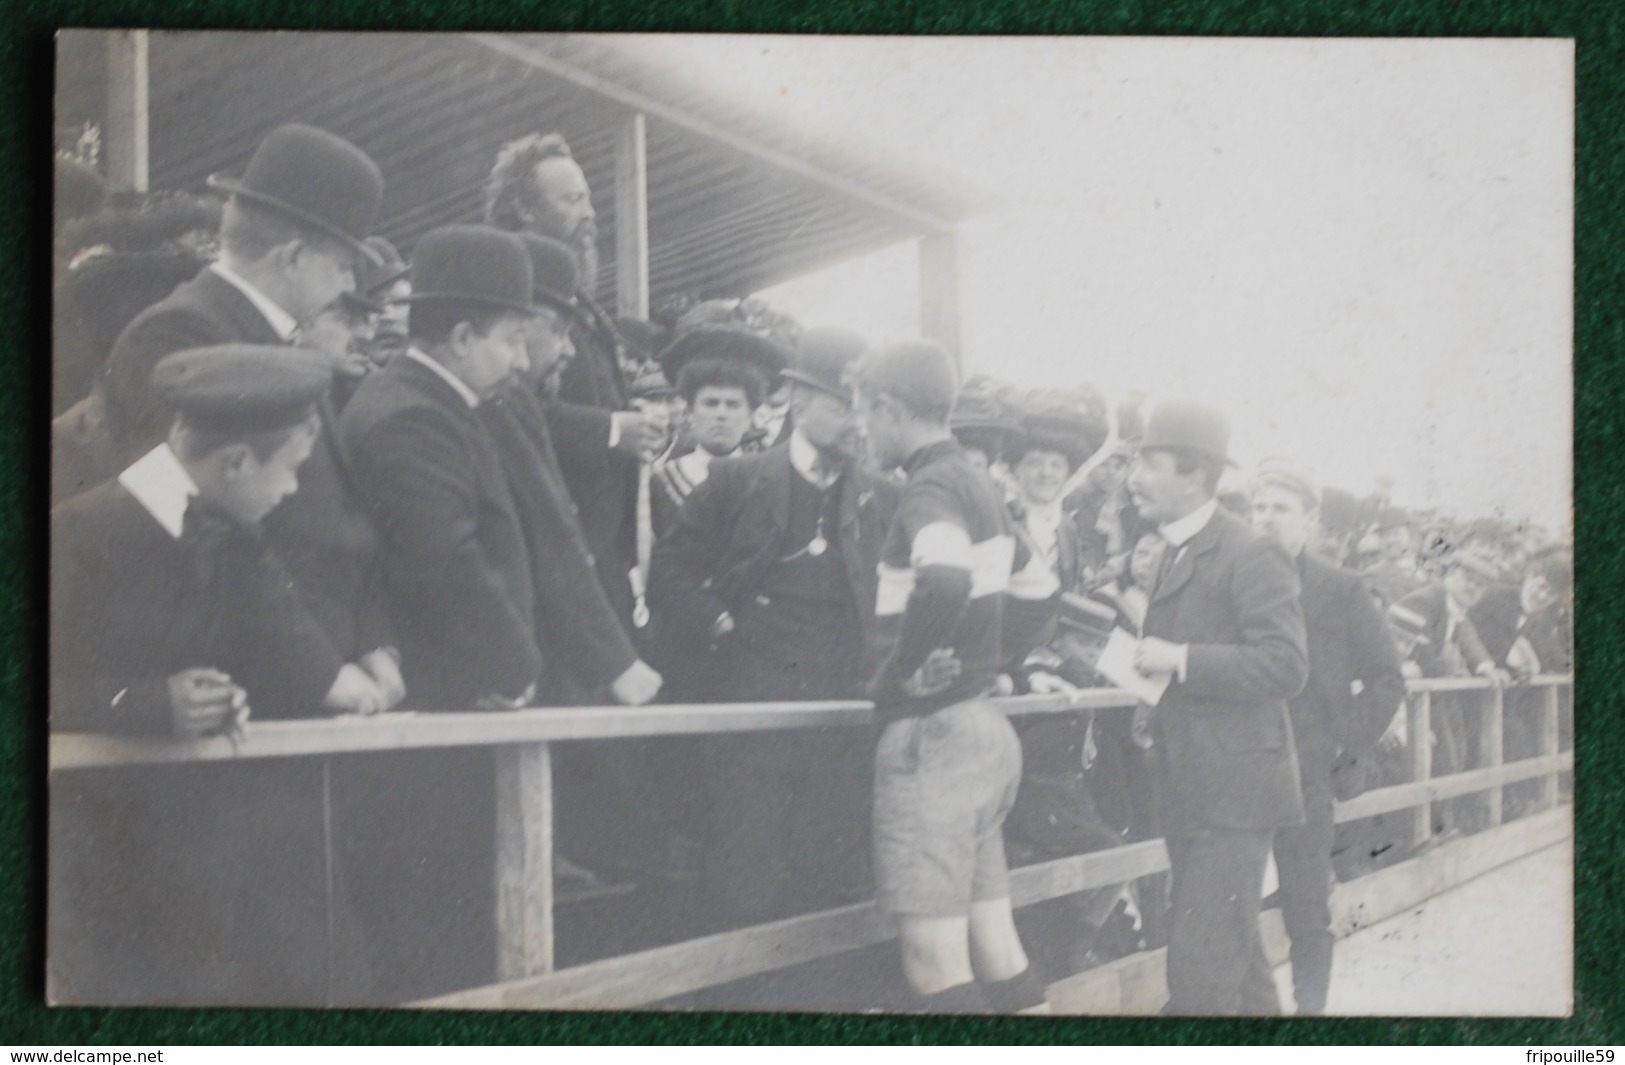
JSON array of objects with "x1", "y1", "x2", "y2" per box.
[{"x1": 48, "y1": 674, "x2": 1573, "y2": 1010}]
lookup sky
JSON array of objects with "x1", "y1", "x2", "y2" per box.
[{"x1": 622, "y1": 35, "x2": 1573, "y2": 531}]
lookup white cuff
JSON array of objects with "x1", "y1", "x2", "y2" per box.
[
  {"x1": 1176, "y1": 644, "x2": 1189, "y2": 683},
  {"x1": 608, "y1": 414, "x2": 621, "y2": 450}
]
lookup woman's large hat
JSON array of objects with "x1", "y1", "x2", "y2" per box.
[
  {"x1": 207, "y1": 124, "x2": 384, "y2": 266},
  {"x1": 1007, "y1": 404, "x2": 1110, "y2": 472},
  {"x1": 399, "y1": 226, "x2": 536, "y2": 315},
  {"x1": 657, "y1": 301, "x2": 791, "y2": 384}
]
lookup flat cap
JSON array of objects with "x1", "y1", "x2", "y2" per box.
[
  {"x1": 1252, "y1": 458, "x2": 1320, "y2": 510},
  {"x1": 152, "y1": 344, "x2": 332, "y2": 435},
  {"x1": 856, "y1": 339, "x2": 958, "y2": 417}
]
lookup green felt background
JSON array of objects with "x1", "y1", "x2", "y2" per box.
[{"x1": 3, "y1": 0, "x2": 1618, "y2": 1046}]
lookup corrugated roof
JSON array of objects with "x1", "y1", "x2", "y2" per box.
[{"x1": 55, "y1": 31, "x2": 989, "y2": 306}]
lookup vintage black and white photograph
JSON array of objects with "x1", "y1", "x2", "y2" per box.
[{"x1": 47, "y1": 31, "x2": 1573, "y2": 1015}]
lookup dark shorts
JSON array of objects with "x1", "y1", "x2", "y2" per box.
[{"x1": 872, "y1": 699, "x2": 1023, "y2": 917}]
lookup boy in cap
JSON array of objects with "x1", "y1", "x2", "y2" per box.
[
  {"x1": 851, "y1": 340, "x2": 1046, "y2": 1014},
  {"x1": 50, "y1": 343, "x2": 383, "y2": 1006},
  {"x1": 648, "y1": 327, "x2": 899, "y2": 947},
  {"x1": 1249, "y1": 460, "x2": 1404, "y2": 1014},
  {"x1": 1124, "y1": 400, "x2": 1308, "y2": 1015}
]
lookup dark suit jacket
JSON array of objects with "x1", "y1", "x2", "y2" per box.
[
  {"x1": 647, "y1": 444, "x2": 900, "y2": 698},
  {"x1": 340, "y1": 355, "x2": 543, "y2": 709},
  {"x1": 1144, "y1": 507, "x2": 1309, "y2": 834},
  {"x1": 545, "y1": 292, "x2": 639, "y2": 623},
  {"x1": 1295, "y1": 553, "x2": 1407, "y2": 798},
  {"x1": 1392, "y1": 582, "x2": 1492, "y2": 678},
  {"x1": 102, "y1": 267, "x2": 285, "y2": 463}
]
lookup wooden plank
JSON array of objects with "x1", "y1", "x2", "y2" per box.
[
  {"x1": 103, "y1": 31, "x2": 149, "y2": 193},
  {"x1": 50, "y1": 691, "x2": 1131, "y2": 771},
  {"x1": 1009, "y1": 839, "x2": 1169, "y2": 906},
  {"x1": 1408, "y1": 691, "x2": 1433, "y2": 846},
  {"x1": 614, "y1": 113, "x2": 650, "y2": 319},
  {"x1": 918, "y1": 231, "x2": 962, "y2": 363},
  {"x1": 1332, "y1": 753, "x2": 1571, "y2": 822},
  {"x1": 493, "y1": 742, "x2": 553, "y2": 979},
  {"x1": 420, "y1": 838, "x2": 1176, "y2": 1010},
  {"x1": 50, "y1": 679, "x2": 1570, "y2": 773},
  {"x1": 1539, "y1": 685, "x2": 1561, "y2": 810}
]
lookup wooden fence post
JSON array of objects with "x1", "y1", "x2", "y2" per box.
[
  {"x1": 494, "y1": 741, "x2": 555, "y2": 979},
  {"x1": 1538, "y1": 685, "x2": 1560, "y2": 812},
  {"x1": 1408, "y1": 691, "x2": 1432, "y2": 845},
  {"x1": 1480, "y1": 685, "x2": 1504, "y2": 828}
]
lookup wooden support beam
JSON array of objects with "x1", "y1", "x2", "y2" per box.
[
  {"x1": 615, "y1": 113, "x2": 650, "y2": 320},
  {"x1": 918, "y1": 231, "x2": 963, "y2": 366},
  {"x1": 1480, "y1": 686, "x2": 1504, "y2": 828},
  {"x1": 493, "y1": 742, "x2": 554, "y2": 979},
  {"x1": 1408, "y1": 692, "x2": 1432, "y2": 847},
  {"x1": 103, "y1": 30, "x2": 149, "y2": 193},
  {"x1": 1538, "y1": 685, "x2": 1561, "y2": 811}
]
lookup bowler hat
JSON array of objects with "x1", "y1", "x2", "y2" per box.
[
  {"x1": 153, "y1": 343, "x2": 332, "y2": 435},
  {"x1": 780, "y1": 326, "x2": 868, "y2": 399},
  {"x1": 659, "y1": 301, "x2": 791, "y2": 384},
  {"x1": 1008, "y1": 404, "x2": 1110, "y2": 472},
  {"x1": 208, "y1": 125, "x2": 384, "y2": 266},
  {"x1": 401, "y1": 226, "x2": 536, "y2": 316},
  {"x1": 341, "y1": 236, "x2": 410, "y2": 315},
  {"x1": 515, "y1": 232, "x2": 579, "y2": 313},
  {"x1": 1140, "y1": 400, "x2": 1233, "y2": 465}
]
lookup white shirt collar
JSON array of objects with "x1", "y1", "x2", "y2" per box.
[
  {"x1": 404, "y1": 347, "x2": 482, "y2": 409},
  {"x1": 1161, "y1": 497, "x2": 1220, "y2": 550},
  {"x1": 209, "y1": 261, "x2": 300, "y2": 342},
  {"x1": 789, "y1": 428, "x2": 843, "y2": 489},
  {"x1": 118, "y1": 444, "x2": 200, "y2": 540}
]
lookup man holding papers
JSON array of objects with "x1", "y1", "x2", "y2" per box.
[{"x1": 1123, "y1": 400, "x2": 1309, "y2": 1016}]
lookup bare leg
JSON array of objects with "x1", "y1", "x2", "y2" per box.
[
  {"x1": 896, "y1": 913, "x2": 974, "y2": 994},
  {"x1": 970, "y1": 897, "x2": 1051, "y2": 1013}
]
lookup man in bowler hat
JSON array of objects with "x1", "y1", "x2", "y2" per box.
[
  {"x1": 649, "y1": 327, "x2": 899, "y2": 944},
  {"x1": 1124, "y1": 400, "x2": 1308, "y2": 1015},
  {"x1": 50, "y1": 343, "x2": 381, "y2": 1005},
  {"x1": 334, "y1": 226, "x2": 549, "y2": 1000},
  {"x1": 101, "y1": 124, "x2": 385, "y2": 468},
  {"x1": 1250, "y1": 460, "x2": 1404, "y2": 1014}
]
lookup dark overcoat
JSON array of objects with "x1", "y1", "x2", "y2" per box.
[
  {"x1": 101, "y1": 267, "x2": 284, "y2": 463},
  {"x1": 1144, "y1": 508, "x2": 1310, "y2": 835},
  {"x1": 339, "y1": 354, "x2": 543, "y2": 709},
  {"x1": 481, "y1": 384, "x2": 638, "y2": 700},
  {"x1": 1295, "y1": 553, "x2": 1407, "y2": 797},
  {"x1": 545, "y1": 291, "x2": 639, "y2": 624}
]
